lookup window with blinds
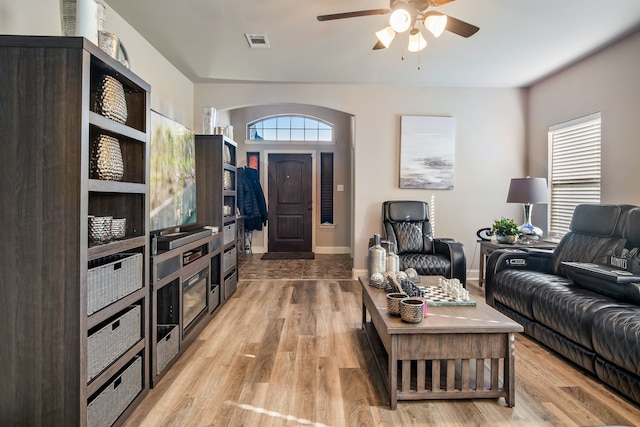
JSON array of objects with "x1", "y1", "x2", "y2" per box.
[
  {"x1": 548, "y1": 112, "x2": 601, "y2": 238},
  {"x1": 320, "y1": 153, "x2": 334, "y2": 225}
]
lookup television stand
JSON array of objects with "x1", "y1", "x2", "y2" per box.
[{"x1": 156, "y1": 228, "x2": 213, "y2": 251}]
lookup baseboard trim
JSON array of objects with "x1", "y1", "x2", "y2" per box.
[{"x1": 314, "y1": 246, "x2": 351, "y2": 254}]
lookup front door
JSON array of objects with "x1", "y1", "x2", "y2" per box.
[{"x1": 267, "y1": 154, "x2": 313, "y2": 252}]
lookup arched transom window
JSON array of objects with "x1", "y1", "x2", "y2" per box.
[{"x1": 247, "y1": 115, "x2": 333, "y2": 142}]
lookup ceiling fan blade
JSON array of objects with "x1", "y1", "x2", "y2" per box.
[
  {"x1": 373, "y1": 40, "x2": 387, "y2": 50},
  {"x1": 416, "y1": 0, "x2": 455, "y2": 10},
  {"x1": 428, "y1": 0, "x2": 455, "y2": 6},
  {"x1": 443, "y1": 14, "x2": 479, "y2": 38},
  {"x1": 317, "y1": 9, "x2": 390, "y2": 22}
]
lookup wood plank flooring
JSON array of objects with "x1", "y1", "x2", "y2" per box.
[{"x1": 124, "y1": 256, "x2": 640, "y2": 426}]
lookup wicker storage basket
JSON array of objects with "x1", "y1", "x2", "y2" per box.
[
  {"x1": 156, "y1": 324, "x2": 179, "y2": 375},
  {"x1": 223, "y1": 223, "x2": 236, "y2": 246},
  {"x1": 87, "y1": 356, "x2": 142, "y2": 427},
  {"x1": 87, "y1": 305, "x2": 141, "y2": 382},
  {"x1": 224, "y1": 271, "x2": 237, "y2": 298},
  {"x1": 87, "y1": 253, "x2": 143, "y2": 316},
  {"x1": 210, "y1": 285, "x2": 220, "y2": 312},
  {"x1": 223, "y1": 247, "x2": 236, "y2": 272}
]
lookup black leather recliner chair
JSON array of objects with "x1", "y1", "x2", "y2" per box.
[{"x1": 382, "y1": 200, "x2": 466, "y2": 285}]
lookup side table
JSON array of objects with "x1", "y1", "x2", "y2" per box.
[{"x1": 478, "y1": 239, "x2": 557, "y2": 286}]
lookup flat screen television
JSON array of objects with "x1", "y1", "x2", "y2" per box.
[{"x1": 149, "y1": 111, "x2": 197, "y2": 234}]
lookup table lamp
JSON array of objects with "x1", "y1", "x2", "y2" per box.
[{"x1": 506, "y1": 177, "x2": 549, "y2": 242}]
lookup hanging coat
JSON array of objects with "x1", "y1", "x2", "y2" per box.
[{"x1": 237, "y1": 167, "x2": 268, "y2": 232}]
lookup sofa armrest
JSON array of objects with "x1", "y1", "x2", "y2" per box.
[
  {"x1": 485, "y1": 248, "x2": 553, "y2": 305},
  {"x1": 434, "y1": 238, "x2": 466, "y2": 285}
]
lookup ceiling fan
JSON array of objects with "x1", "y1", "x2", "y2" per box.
[{"x1": 317, "y1": 0, "x2": 479, "y2": 52}]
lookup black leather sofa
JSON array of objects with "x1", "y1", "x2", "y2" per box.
[
  {"x1": 382, "y1": 200, "x2": 466, "y2": 284},
  {"x1": 485, "y1": 203, "x2": 640, "y2": 405}
]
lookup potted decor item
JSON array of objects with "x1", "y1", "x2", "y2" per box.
[{"x1": 491, "y1": 217, "x2": 522, "y2": 244}]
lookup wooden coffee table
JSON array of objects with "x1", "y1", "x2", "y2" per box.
[{"x1": 358, "y1": 276, "x2": 524, "y2": 409}]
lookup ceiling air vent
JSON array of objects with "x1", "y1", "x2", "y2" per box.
[{"x1": 245, "y1": 34, "x2": 270, "y2": 48}]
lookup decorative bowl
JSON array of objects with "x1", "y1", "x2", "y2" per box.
[
  {"x1": 400, "y1": 298, "x2": 426, "y2": 323},
  {"x1": 111, "y1": 218, "x2": 126, "y2": 239},
  {"x1": 386, "y1": 292, "x2": 407, "y2": 316},
  {"x1": 496, "y1": 234, "x2": 518, "y2": 244},
  {"x1": 89, "y1": 216, "x2": 113, "y2": 243}
]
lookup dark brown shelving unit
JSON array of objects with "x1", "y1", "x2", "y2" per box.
[
  {"x1": 195, "y1": 135, "x2": 239, "y2": 301},
  {"x1": 0, "y1": 35, "x2": 150, "y2": 427}
]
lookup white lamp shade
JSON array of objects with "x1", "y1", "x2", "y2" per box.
[
  {"x1": 375, "y1": 26, "x2": 396, "y2": 48},
  {"x1": 389, "y1": 8, "x2": 412, "y2": 33},
  {"x1": 424, "y1": 13, "x2": 447, "y2": 37},
  {"x1": 408, "y1": 28, "x2": 427, "y2": 52}
]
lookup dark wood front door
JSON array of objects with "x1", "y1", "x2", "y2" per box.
[{"x1": 267, "y1": 154, "x2": 313, "y2": 252}]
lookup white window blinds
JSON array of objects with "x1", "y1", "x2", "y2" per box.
[{"x1": 548, "y1": 113, "x2": 601, "y2": 237}]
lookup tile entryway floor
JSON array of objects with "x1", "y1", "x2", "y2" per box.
[{"x1": 238, "y1": 253, "x2": 353, "y2": 280}]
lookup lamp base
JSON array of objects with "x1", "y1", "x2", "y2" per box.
[{"x1": 518, "y1": 223, "x2": 543, "y2": 243}]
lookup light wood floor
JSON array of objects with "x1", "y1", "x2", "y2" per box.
[{"x1": 124, "y1": 256, "x2": 640, "y2": 426}]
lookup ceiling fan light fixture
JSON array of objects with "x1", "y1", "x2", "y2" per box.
[
  {"x1": 408, "y1": 28, "x2": 427, "y2": 52},
  {"x1": 375, "y1": 26, "x2": 396, "y2": 48},
  {"x1": 389, "y1": 8, "x2": 412, "y2": 33},
  {"x1": 424, "y1": 13, "x2": 447, "y2": 37}
]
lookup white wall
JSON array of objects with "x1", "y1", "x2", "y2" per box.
[
  {"x1": 0, "y1": 0, "x2": 61, "y2": 35},
  {"x1": 528, "y1": 30, "x2": 640, "y2": 211},
  {"x1": 104, "y1": 3, "x2": 194, "y2": 126},
  {"x1": 195, "y1": 85, "x2": 528, "y2": 274},
  {"x1": 0, "y1": 0, "x2": 194, "y2": 128}
]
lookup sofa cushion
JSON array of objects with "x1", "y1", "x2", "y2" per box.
[
  {"x1": 531, "y1": 285, "x2": 622, "y2": 350},
  {"x1": 386, "y1": 200, "x2": 428, "y2": 222},
  {"x1": 492, "y1": 270, "x2": 571, "y2": 320},
  {"x1": 549, "y1": 234, "x2": 626, "y2": 276},
  {"x1": 392, "y1": 222, "x2": 424, "y2": 254},
  {"x1": 570, "y1": 204, "x2": 620, "y2": 236},
  {"x1": 591, "y1": 307, "x2": 640, "y2": 376},
  {"x1": 548, "y1": 204, "x2": 627, "y2": 275},
  {"x1": 626, "y1": 208, "x2": 640, "y2": 245},
  {"x1": 399, "y1": 253, "x2": 449, "y2": 276}
]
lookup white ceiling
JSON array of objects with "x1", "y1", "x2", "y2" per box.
[{"x1": 103, "y1": 0, "x2": 640, "y2": 87}]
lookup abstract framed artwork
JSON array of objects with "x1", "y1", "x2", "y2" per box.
[{"x1": 399, "y1": 115, "x2": 456, "y2": 190}]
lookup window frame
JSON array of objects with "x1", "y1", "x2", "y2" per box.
[
  {"x1": 547, "y1": 112, "x2": 602, "y2": 239},
  {"x1": 246, "y1": 114, "x2": 335, "y2": 144}
]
